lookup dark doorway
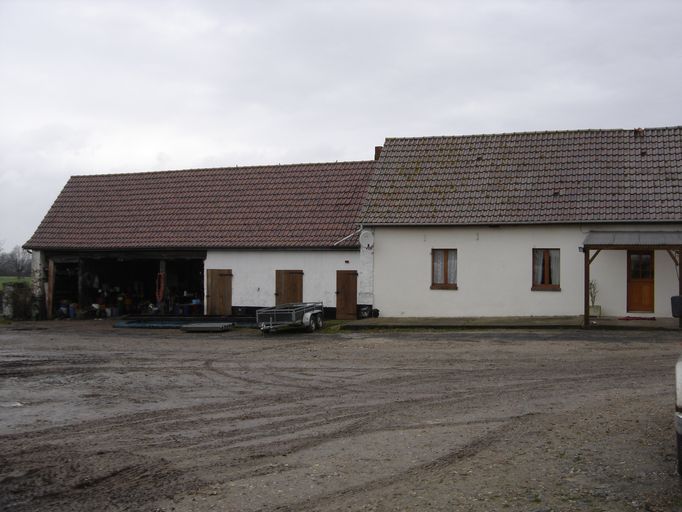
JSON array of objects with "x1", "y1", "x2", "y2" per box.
[{"x1": 47, "y1": 254, "x2": 204, "y2": 318}]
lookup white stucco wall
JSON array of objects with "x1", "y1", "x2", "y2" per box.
[
  {"x1": 369, "y1": 224, "x2": 682, "y2": 318},
  {"x1": 204, "y1": 249, "x2": 370, "y2": 309}
]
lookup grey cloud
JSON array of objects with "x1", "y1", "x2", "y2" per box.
[{"x1": 2, "y1": 0, "x2": 682, "y2": 247}]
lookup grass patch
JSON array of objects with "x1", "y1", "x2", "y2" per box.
[
  {"x1": 320, "y1": 320, "x2": 347, "y2": 333},
  {"x1": 0, "y1": 276, "x2": 30, "y2": 290}
]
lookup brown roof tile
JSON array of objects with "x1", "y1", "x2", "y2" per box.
[
  {"x1": 362, "y1": 127, "x2": 682, "y2": 225},
  {"x1": 26, "y1": 161, "x2": 373, "y2": 250}
]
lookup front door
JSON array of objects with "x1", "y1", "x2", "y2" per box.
[
  {"x1": 627, "y1": 251, "x2": 654, "y2": 313},
  {"x1": 275, "y1": 270, "x2": 303, "y2": 305},
  {"x1": 206, "y1": 269, "x2": 232, "y2": 315},
  {"x1": 336, "y1": 270, "x2": 358, "y2": 320}
]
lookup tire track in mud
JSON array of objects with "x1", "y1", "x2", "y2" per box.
[
  {"x1": 1, "y1": 377, "x2": 541, "y2": 509},
  {"x1": 202, "y1": 360, "x2": 318, "y2": 390},
  {"x1": 126, "y1": 369, "x2": 585, "y2": 474},
  {"x1": 210, "y1": 415, "x2": 520, "y2": 486},
  {"x1": 150, "y1": 367, "x2": 663, "y2": 482},
  {"x1": 265, "y1": 416, "x2": 533, "y2": 512},
  {"x1": 2, "y1": 328, "x2": 677, "y2": 512},
  {"x1": 1, "y1": 360, "x2": 660, "y2": 450},
  {"x1": 0, "y1": 448, "x2": 186, "y2": 512}
]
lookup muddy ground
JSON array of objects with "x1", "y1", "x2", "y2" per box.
[{"x1": 1, "y1": 321, "x2": 681, "y2": 511}]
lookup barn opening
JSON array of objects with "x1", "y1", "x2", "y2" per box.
[{"x1": 47, "y1": 251, "x2": 205, "y2": 319}]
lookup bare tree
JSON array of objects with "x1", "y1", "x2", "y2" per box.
[
  {"x1": 0, "y1": 246, "x2": 31, "y2": 277},
  {"x1": 12, "y1": 246, "x2": 31, "y2": 277},
  {"x1": 0, "y1": 245, "x2": 8, "y2": 276}
]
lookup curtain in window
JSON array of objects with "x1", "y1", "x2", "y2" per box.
[
  {"x1": 549, "y1": 249, "x2": 560, "y2": 285},
  {"x1": 533, "y1": 250, "x2": 543, "y2": 284},
  {"x1": 433, "y1": 250, "x2": 444, "y2": 284},
  {"x1": 447, "y1": 250, "x2": 457, "y2": 284}
]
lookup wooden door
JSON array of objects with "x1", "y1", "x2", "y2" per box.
[
  {"x1": 627, "y1": 251, "x2": 654, "y2": 312},
  {"x1": 276, "y1": 270, "x2": 303, "y2": 305},
  {"x1": 336, "y1": 270, "x2": 358, "y2": 320},
  {"x1": 206, "y1": 269, "x2": 232, "y2": 315}
]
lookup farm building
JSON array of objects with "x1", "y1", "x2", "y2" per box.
[
  {"x1": 360, "y1": 126, "x2": 682, "y2": 325},
  {"x1": 24, "y1": 160, "x2": 374, "y2": 320}
]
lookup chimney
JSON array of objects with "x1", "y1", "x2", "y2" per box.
[
  {"x1": 634, "y1": 127, "x2": 644, "y2": 138},
  {"x1": 374, "y1": 146, "x2": 383, "y2": 161}
]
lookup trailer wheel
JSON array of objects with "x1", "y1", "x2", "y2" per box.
[
  {"x1": 315, "y1": 315, "x2": 323, "y2": 330},
  {"x1": 307, "y1": 317, "x2": 317, "y2": 332}
]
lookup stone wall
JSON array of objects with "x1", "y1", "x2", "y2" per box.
[{"x1": 2, "y1": 283, "x2": 32, "y2": 320}]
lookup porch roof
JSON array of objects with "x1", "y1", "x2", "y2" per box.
[{"x1": 583, "y1": 231, "x2": 682, "y2": 249}]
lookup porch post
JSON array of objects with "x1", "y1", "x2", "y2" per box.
[
  {"x1": 583, "y1": 248, "x2": 590, "y2": 328},
  {"x1": 77, "y1": 259, "x2": 85, "y2": 310},
  {"x1": 47, "y1": 259, "x2": 55, "y2": 320},
  {"x1": 158, "y1": 260, "x2": 166, "y2": 314},
  {"x1": 679, "y1": 249, "x2": 682, "y2": 329}
]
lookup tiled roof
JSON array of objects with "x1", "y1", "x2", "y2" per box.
[
  {"x1": 25, "y1": 161, "x2": 373, "y2": 250},
  {"x1": 362, "y1": 127, "x2": 682, "y2": 225}
]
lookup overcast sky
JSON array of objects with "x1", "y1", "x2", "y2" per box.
[{"x1": 1, "y1": 0, "x2": 681, "y2": 249}]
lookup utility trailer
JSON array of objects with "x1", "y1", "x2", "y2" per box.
[{"x1": 256, "y1": 302, "x2": 323, "y2": 333}]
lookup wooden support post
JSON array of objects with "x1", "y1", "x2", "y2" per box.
[
  {"x1": 158, "y1": 260, "x2": 166, "y2": 314},
  {"x1": 78, "y1": 259, "x2": 85, "y2": 310},
  {"x1": 678, "y1": 249, "x2": 682, "y2": 329},
  {"x1": 47, "y1": 259, "x2": 55, "y2": 320},
  {"x1": 584, "y1": 248, "x2": 590, "y2": 328}
]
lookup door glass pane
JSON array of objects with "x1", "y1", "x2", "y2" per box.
[
  {"x1": 630, "y1": 254, "x2": 640, "y2": 279},
  {"x1": 433, "y1": 250, "x2": 444, "y2": 284},
  {"x1": 640, "y1": 253, "x2": 652, "y2": 278}
]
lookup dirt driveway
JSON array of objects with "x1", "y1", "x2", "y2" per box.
[{"x1": 1, "y1": 322, "x2": 681, "y2": 511}]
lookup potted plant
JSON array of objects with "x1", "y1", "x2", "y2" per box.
[{"x1": 589, "y1": 279, "x2": 601, "y2": 317}]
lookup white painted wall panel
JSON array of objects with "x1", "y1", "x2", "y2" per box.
[
  {"x1": 371, "y1": 224, "x2": 682, "y2": 318},
  {"x1": 204, "y1": 250, "x2": 367, "y2": 309}
]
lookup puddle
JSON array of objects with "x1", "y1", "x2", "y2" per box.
[{"x1": 0, "y1": 401, "x2": 25, "y2": 407}]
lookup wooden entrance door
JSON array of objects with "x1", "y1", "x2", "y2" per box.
[
  {"x1": 336, "y1": 270, "x2": 358, "y2": 320},
  {"x1": 206, "y1": 269, "x2": 232, "y2": 315},
  {"x1": 276, "y1": 270, "x2": 303, "y2": 305},
  {"x1": 627, "y1": 251, "x2": 654, "y2": 312}
]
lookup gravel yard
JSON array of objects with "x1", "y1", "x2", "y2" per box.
[{"x1": 1, "y1": 321, "x2": 681, "y2": 511}]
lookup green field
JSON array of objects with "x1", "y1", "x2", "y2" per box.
[{"x1": 0, "y1": 276, "x2": 31, "y2": 290}]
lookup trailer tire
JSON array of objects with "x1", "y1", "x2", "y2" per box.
[
  {"x1": 307, "y1": 318, "x2": 317, "y2": 332},
  {"x1": 315, "y1": 314, "x2": 323, "y2": 330}
]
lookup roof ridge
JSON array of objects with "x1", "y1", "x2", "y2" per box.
[
  {"x1": 383, "y1": 125, "x2": 682, "y2": 142},
  {"x1": 72, "y1": 159, "x2": 375, "y2": 178}
]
